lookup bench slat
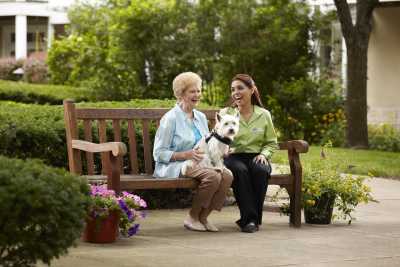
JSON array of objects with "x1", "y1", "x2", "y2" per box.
[
  {"x1": 142, "y1": 119, "x2": 153, "y2": 175},
  {"x1": 112, "y1": 119, "x2": 123, "y2": 173},
  {"x1": 84, "y1": 173, "x2": 292, "y2": 190},
  {"x1": 83, "y1": 119, "x2": 95, "y2": 175},
  {"x1": 128, "y1": 120, "x2": 139, "y2": 174},
  {"x1": 98, "y1": 119, "x2": 109, "y2": 175}
]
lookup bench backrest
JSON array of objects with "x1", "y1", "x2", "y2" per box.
[
  {"x1": 64, "y1": 100, "x2": 218, "y2": 176},
  {"x1": 64, "y1": 100, "x2": 307, "y2": 177}
]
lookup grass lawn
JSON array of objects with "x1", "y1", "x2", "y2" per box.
[{"x1": 273, "y1": 146, "x2": 400, "y2": 179}]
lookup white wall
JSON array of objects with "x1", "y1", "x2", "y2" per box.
[{"x1": 368, "y1": 6, "x2": 400, "y2": 128}]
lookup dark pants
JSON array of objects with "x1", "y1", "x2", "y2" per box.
[{"x1": 224, "y1": 153, "x2": 271, "y2": 227}]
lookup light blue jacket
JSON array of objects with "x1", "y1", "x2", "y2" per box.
[{"x1": 153, "y1": 104, "x2": 209, "y2": 178}]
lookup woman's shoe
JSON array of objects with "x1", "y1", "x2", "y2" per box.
[
  {"x1": 241, "y1": 222, "x2": 258, "y2": 233},
  {"x1": 202, "y1": 221, "x2": 219, "y2": 232},
  {"x1": 184, "y1": 218, "x2": 207, "y2": 232}
]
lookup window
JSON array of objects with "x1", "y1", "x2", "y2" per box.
[{"x1": 27, "y1": 33, "x2": 34, "y2": 42}]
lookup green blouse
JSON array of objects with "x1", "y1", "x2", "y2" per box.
[{"x1": 220, "y1": 105, "x2": 278, "y2": 159}]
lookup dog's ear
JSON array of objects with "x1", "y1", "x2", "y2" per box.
[
  {"x1": 235, "y1": 111, "x2": 240, "y2": 120},
  {"x1": 216, "y1": 112, "x2": 222, "y2": 123}
]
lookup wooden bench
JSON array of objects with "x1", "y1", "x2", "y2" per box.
[{"x1": 64, "y1": 99, "x2": 308, "y2": 227}]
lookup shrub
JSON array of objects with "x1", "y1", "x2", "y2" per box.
[
  {"x1": 47, "y1": 37, "x2": 81, "y2": 85},
  {"x1": 22, "y1": 58, "x2": 48, "y2": 84},
  {"x1": 316, "y1": 109, "x2": 346, "y2": 147},
  {"x1": 0, "y1": 58, "x2": 24, "y2": 81},
  {"x1": 0, "y1": 156, "x2": 90, "y2": 267},
  {"x1": 48, "y1": 35, "x2": 140, "y2": 101},
  {"x1": 267, "y1": 77, "x2": 344, "y2": 143},
  {"x1": 369, "y1": 124, "x2": 400, "y2": 152},
  {"x1": 0, "y1": 80, "x2": 91, "y2": 104},
  {"x1": 0, "y1": 102, "x2": 67, "y2": 167}
]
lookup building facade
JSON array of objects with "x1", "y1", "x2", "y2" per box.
[
  {"x1": 308, "y1": 0, "x2": 400, "y2": 128},
  {"x1": 0, "y1": 0, "x2": 69, "y2": 59}
]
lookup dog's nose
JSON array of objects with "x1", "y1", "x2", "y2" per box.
[{"x1": 228, "y1": 128, "x2": 235, "y2": 134}]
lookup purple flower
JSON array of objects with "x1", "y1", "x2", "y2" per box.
[
  {"x1": 88, "y1": 186, "x2": 147, "y2": 238},
  {"x1": 128, "y1": 224, "x2": 140, "y2": 236},
  {"x1": 139, "y1": 210, "x2": 147, "y2": 219},
  {"x1": 118, "y1": 199, "x2": 133, "y2": 220}
]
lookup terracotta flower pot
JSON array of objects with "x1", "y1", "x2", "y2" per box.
[{"x1": 82, "y1": 212, "x2": 120, "y2": 243}]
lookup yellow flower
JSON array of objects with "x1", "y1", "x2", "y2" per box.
[{"x1": 306, "y1": 200, "x2": 315, "y2": 206}]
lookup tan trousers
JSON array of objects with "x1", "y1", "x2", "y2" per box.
[{"x1": 183, "y1": 167, "x2": 233, "y2": 211}]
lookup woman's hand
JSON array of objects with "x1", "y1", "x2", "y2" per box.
[
  {"x1": 171, "y1": 149, "x2": 204, "y2": 162},
  {"x1": 253, "y1": 154, "x2": 267, "y2": 165},
  {"x1": 186, "y1": 148, "x2": 204, "y2": 162}
]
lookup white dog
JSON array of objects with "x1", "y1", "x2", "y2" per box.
[{"x1": 181, "y1": 112, "x2": 240, "y2": 175}]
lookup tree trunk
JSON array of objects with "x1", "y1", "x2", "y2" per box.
[
  {"x1": 345, "y1": 39, "x2": 369, "y2": 148},
  {"x1": 333, "y1": 0, "x2": 379, "y2": 148}
]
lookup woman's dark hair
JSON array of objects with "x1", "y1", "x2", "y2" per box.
[{"x1": 229, "y1": 74, "x2": 264, "y2": 108}]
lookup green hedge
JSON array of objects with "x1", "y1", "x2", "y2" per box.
[
  {"x1": 0, "y1": 155, "x2": 89, "y2": 267},
  {"x1": 0, "y1": 101, "x2": 67, "y2": 167},
  {"x1": 369, "y1": 124, "x2": 400, "y2": 152},
  {"x1": 0, "y1": 100, "x2": 214, "y2": 170},
  {"x1": 0, "y1": 80, "x2": 91, "y2": 104}
]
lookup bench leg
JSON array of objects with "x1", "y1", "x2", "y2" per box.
[
  {"x1": 290, "y1": 185, "x2": 302, "y2": 228},
  {"x1": 288, "y1": 149, "x2": 302, "y2": 228},
  {"x1": 107, "y1": 153, "x2": 121, "y2": 194},
  {"x1": 285, "y1": 185, "x2": 301, "y2": 227}
]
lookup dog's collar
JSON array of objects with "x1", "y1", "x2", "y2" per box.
[{"x1": 205, "y1": 130, "x2": 232, "y2": 146}]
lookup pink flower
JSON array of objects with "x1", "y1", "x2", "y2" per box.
[
  {"x1": 139, "y1": 199, "x2": 147, "y2": 208},
  {"x1": 90, "y1": 185, "x2": 115, "y2": 197}
]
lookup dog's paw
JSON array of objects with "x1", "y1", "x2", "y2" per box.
[
  {"x1": 212, "y1": 167, "x2": 223, "y2": 173},
  {"x1": 181, "y1": 164, "x2": 188, "y2": 176},
  {"x1": 181, "y1": 160, "x2": 193, "y2": 176}
]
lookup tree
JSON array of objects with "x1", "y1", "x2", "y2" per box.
[{"x1": 333, "y1": 0, "x2": 379, "y2": 148}]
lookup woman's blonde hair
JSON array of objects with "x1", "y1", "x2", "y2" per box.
[{"x1": 172, "y1": 72, "x2": 202, "y2": 99}]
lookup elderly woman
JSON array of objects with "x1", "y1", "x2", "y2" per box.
[
  {"x1": 221, "y1": 74, "x2": 278, "y2": 233},
  {"x1": 153, "y1": 72, "x2": 233, "y2": 232}
]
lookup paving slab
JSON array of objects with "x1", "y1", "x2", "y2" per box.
[{"x1": 41, "y1": 178, "x2": 400, "y2": 267}]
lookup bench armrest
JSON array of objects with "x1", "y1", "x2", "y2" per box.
[
  {"x1": 72, "y1": 140, "x2": 127, "y2": 157},
  {"x1": 279, "y1": 140, "x2": 309, "y2": 153}
]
